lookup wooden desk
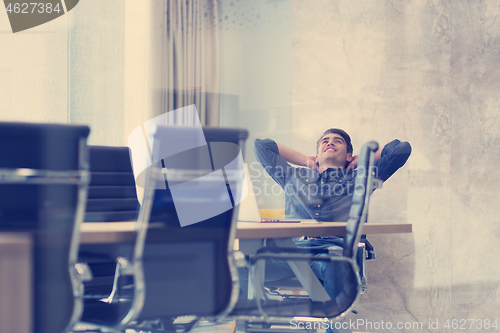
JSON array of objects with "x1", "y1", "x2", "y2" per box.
[
  {"x1": 80, "y1": 221, "x2": 412, "y2": 243},
  {"x1": 236, "y1": 221, "x2": 412, "y2": 239},
  {"x1": 80, "y1": 222, "x2": 139, "y2": 244}
]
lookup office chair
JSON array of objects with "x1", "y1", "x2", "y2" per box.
[
  {"x1": 78, "y1": 146, "x2": 141, "y2": 300},
  {"x1": 0, "y1": 122, "x2": 90, "y2": 333},
  {"x1": 230, "y1": 141, "x2": 381, "y2": 333},
  {"x1": 123, "y1": 125, "x2": 248, "y2": 333},
  {"x1": 77, "y1": 146, "x2": 155, "y2": 330}
]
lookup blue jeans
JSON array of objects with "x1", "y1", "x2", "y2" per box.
[{"x1": 238, "y1": 237, "x2": 362, "y2": 300}]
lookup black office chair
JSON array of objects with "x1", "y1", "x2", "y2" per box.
[
  {"x1": 78, "y1": 146, "x2": 154, "y2": 329},
  {"x1": 78, "y1": 146, "x2": 140, "y2": 299},
  {"x1": 230, "y1": 141, "x2": 381, "y2": 333},
  {"x1": 124, "y1": 126, "x2": 248, "y2": 332},
  {"x1": 0, "y1": 122, "x2": 90, "y2": 333}
]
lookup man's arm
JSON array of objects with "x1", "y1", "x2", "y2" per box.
[
  {"x1": 374, "y1": 140, "x2": 411, "y2": 181},
  {"x1": 253, "y1": 139, "x2": 291, "y2": 188},
  {"x1": 347, "y1": 140, "x2": 411, "y2": 181},
  {"x1": 276, "y1": 143, "x2": 318, "y2": 171},
  {"x1": 253, "y1": 139, "x2": 318, "y2": 189}
]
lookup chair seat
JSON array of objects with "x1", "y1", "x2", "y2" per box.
[{"x1": 81, "y1": 299, "x2": 134, "y2": 326}]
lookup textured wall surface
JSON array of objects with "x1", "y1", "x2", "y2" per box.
[
  {"x1": 0, "y1": 7, "x2": 69, "y2": 123},
  {"x1": 291, "y1": 0, "x2": 499, "y2": 330},
  {"x1": 68, "y1": 0, "x2": 125, "y2": 146},
  {"x1": 0, "y1": 0, "x2": 126, "y2": 146}
]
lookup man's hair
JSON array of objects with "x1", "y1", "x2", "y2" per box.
[{"x1": 316, "y1": 128, "x2": 353, "y2": 154}]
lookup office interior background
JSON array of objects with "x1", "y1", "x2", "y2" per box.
[{"x1": 1, "y1": 0, "x2": 499, "y2": 330}]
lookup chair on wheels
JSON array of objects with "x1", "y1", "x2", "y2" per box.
[
  {"x1": 230, "y1": 141, "x2": 381, "y2": 333},
  {"x1": 0, "y1": 122, "x2": 91, "y2": 333}
]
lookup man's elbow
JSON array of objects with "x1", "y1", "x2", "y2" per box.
[
  {"x1": 252, "y1": 138, "x2": 266, "y2": 158},
  {"x1": 394, "y1": 140, "x2": 412, "y2": 168},
  {"x1": 253, "y1": 138, "x2": 264, "y2": 151},
  {"x1": 399, "y1": 141, "x2": 412, "y2": 158}
]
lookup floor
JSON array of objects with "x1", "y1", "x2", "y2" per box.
[
  {"x1": 74, "y1": 317, "x2": 235, "y2": 333},
  {"x1": 189, "y1": 318, "x2": 235, "y2": 333},
  {"x1": 75, "y1": 317, "x2": 342, "y2": 333}
]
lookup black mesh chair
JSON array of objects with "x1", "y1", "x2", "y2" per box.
[
  {"x1": 230, "y1": 141, "x2": 381, "y2": 333},
  {"x1": 0, "y1": 122, "x2": 90, "y2": 333}
]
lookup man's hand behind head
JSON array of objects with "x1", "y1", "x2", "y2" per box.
[
  {"x1": 346, "y1": 155, "x2": 358, "y2": 170},
  {"x1": 306, "y1": 156, "x2": 319, "y2": 171}
]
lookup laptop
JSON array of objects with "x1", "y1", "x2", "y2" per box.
[{"x1": 237, "y1": 164, "x2": 305, "y2": 223}]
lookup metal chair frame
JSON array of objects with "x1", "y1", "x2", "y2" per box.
[
  {"x1": 0, "y1": 137, "x2": 91, "y2": 333},
  {"x1": 76, "y1": 151, "x2": 156, "y2": 332}
]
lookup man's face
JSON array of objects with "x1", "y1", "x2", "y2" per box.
[{"x1": 315, "y1": 133, "x2": 353, "y2": 168}]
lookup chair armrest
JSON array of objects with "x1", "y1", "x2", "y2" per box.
[
  {"x1": 250, "y1": 252, "x2": 353, "y2": 265},
  {"x1": 256, "y1": 246, "x2": 329, "y2": 255},
  {"x1": 253, "y1": 245, "x2": 348, "y2": 261}
]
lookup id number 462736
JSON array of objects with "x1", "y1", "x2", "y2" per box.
[{"x1": 6, "y1": 3, "x2": 62, "y2": 14}]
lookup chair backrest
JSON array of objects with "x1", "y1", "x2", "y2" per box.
[
  {"x1": 84, "y1": 146, "x2": 140, "y2": 222},
  {"x1": 343, "y1": 141, "x2": 379, "y2": 258},
  {"x1": 330, "y1": 141, "x2": 379, "y2": 316},
  {"x1": 0, "y1": 122, "x2": 90, "y2": 333},
  {"x1": 133, "y1": 125, "x2": 248, "y2": 320}
]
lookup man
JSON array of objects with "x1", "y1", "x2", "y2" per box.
[
  {"x1": 254, "y1": 128, "x2": 411, "y2": 222},
  {"x1": 240, "y1": 129, "x2": 411, "y2": 306}
]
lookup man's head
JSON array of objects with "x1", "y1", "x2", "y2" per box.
[{"x1": 315, "y1": 128, "x2": 353, "y2": 169}]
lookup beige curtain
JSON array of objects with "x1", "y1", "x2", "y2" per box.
[{"x1": 148, "y1": 0, "x2": 220, "y2": 126}]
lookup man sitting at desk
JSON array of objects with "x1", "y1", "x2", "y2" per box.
[{"x1": 242, "y1": 128, "x2": 411, "y2": 307}]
